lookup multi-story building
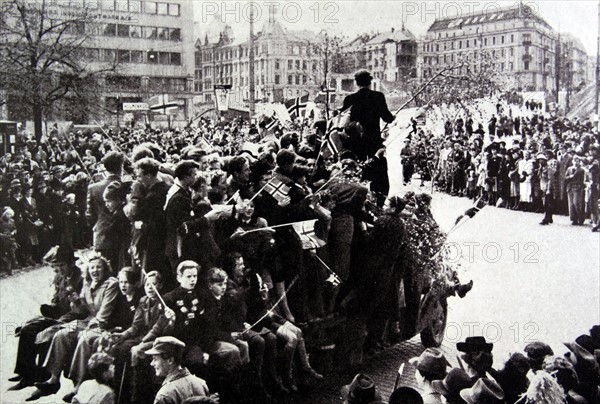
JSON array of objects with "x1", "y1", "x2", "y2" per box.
[
  {"x1": 419, "y1": 4, "x2": 557, "y2": 92},
  {"x1": 560, "y1": 33, "x2": 588, "y2": 89},
  {"x1": 587, "y1": 55, "x2": 597, "y2": 85},
  {"x1": 84, "y1": 0, "x2": 196, "y2": 126},
  {"x1": 1, "y1": 0, "x2": 195, "y2": 127},
  {"x1": 363, "y1": 27, "x2": 418, "y2": 82},
  {"x1": 195, "y1": 20, "x2": 323, "y2": 112}
]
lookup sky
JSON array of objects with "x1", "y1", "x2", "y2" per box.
[{"x1": 193, "y1": 0, "x2": 599, "y2": 55}]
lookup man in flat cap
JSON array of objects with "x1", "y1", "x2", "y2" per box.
[
  {"x1": 146, "y1": 336, "x2": 210, "y2": 404},
  {"x1": 342, "y1": 70, "x2": 395, "y2": 161}
]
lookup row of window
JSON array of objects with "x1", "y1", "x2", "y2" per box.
[
  {"x1": 101, "y1": 24, "x2": 181, "y2": 41},
  {"x1": 201, "y1": 44, "x2": 320, "y2": 62},
  {"x1": 61, "y1": 1, "x2": 180, "y2": 16},
  {"x1": 200, "y1": 59, "x2": 318, "y2": 77},
  {"x1": 423, "y1": 59, "x2": 552, "y2": 73},
  {"x1": 201, "y1": 73, "x2": 310, "y2": 88},
  {"x1": 144, "y1": 1, "x2": 180, "y2": 15},
  {"x1": 82, "y1": 48, "x2": 182, "y2": 65},
  {"x1": 104, "y1": 75, "x2": 187, "y2": 91}
]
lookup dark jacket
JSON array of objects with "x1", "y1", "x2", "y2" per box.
[
  {"x1": 164, "y1": 183, "x2": 193, "y2": 260},
  {"x1": 342, "y1": 87, "x2": 395, "y2": 158},
  {"x1": 86, "y1": 174, "x2": 121, "y2": 251}
]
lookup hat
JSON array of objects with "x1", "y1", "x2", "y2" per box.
[
  {"x1": 182, "y1": 146, "x2": 207, "y2": 160},
  {"x1": 388, "y1": 386, "x2": 423, "y2": 404},
  {"x1": 575, "y1": 334, "x2": 598, "y2": 354},
  {"x1": 590, "y1": 325, "x2": 600, "y2": 343},
  {"x1": 431, "y1": 368, "x2": 473, "y2": 397},
  {"x1": 10, "y1": 179, "x2": 22, "y2": 189},
  {"x1": 536, "y1": 153, "x2": 547, "y2": 160},
  {"x1": 340, "y1": 373, "x2": 382, "y2": 404},
  {"x1": 459, "y1": 378, "x2": 504, "y2": 403},
  {"x1": 564, "y1": 341, "x2": 598, "y2": 371},
  {"x1": 456, "y1": 336, "x2": 493, "y2": 353},
  {"x1": 409, "y1": 348, "x2": 451, "y2": 376},
  {"x1": 524, "y1": 342, "x2": 554, "y2": 359},
  {"x1": 145, "y1": 336, "x2": 186, "y2": 357}
]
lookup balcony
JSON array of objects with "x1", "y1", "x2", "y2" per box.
[
  {"x1": 522, "y1": 54, "x2": 532, "y2": 61},
  {"x1": 523, "y1": 40, "x2": 532, "y2": 46}
]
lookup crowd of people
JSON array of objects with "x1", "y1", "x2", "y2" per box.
[
  {"x1": 400, "y1": 103, "x2": 600, "y2": 230},
  {"x1": 1, "y1": 69, "x2": 599, "y2": 404},
  {"x1": 350, "y1": 328, "x2": 600, "y2": 404},
  {"x1": 1, "y1": 111, "x2": 468, "y2": 404}
]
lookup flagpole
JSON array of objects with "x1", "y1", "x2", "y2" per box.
[
  {"x1": 64, "y1": 134, "x2": 92, "y2": 179},
  {"x1": 381, "y1": 65, "x2": 457, "y2": 133},
  {"x1": 313, "y1": 168, "x2": 343, "y2": 194},
  {"x1": 224, "y1": 189, "x2": 240, "y2": 204},
  {"x1": 238, "y1": 219, "x2": 316, "y2": 235},
  {"x1": 241, "y1": 275, "x2": 299, "y2": 334},
  {"x1": 314, "y1": 254, "x2": 342, "y2": 284},
  {"x1": 93, "y1": 120, "x2": 133, "y2": 163},
  {"x1": 249, "y1": 181, "x2": 272, "y2": 202}
]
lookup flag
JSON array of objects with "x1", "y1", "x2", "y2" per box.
[
  {"x1": 148, "y1": 94, "x2": 181, "y2": 114},
  {"x1": 292, "y1": 219, "x2": 326, "y2": 250},
  {"x1": 321, "y1": 107, "x2": 351, "y2": 159},
  {"x1": 262, "y1": 112, "x2": 281, "y2": 131},
  {"x1": 285, "y1": 94, "x2": 309, "y2": 119},
  {"x1": 264, "y1": 179, "x2": 291, "y2": 206}
]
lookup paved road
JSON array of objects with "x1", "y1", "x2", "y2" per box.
[{"x1": 1, "y1": 125, "x2": 599, "y2": 402}]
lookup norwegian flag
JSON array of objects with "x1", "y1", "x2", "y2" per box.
[
  {"x1": 285, "y1": 94, "x2": 309, "y2": 119},
  {"x1": 261, "y1": 112, "x2": 281, "y2": 132},
  {"x1": 292, "y1": 219, "x2": 326, "y2": 250},
  {"x1": 321, "y1": 107, "x2": 351, "y2": 160},
  {"x1": 264, "y1": 179, "x2": 291, "y2": 206}
]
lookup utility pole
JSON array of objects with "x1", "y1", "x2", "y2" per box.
[
  {"x1": 555, "y1": 32, "x2": 560, "y2": 105},
  {"x1": 249, "y1": 6, "x2": 256, "y2": 120}
]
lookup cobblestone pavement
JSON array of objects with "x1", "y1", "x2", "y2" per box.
[{"x1": 296, "y1": 333, "x2": 460, "y2": 403}]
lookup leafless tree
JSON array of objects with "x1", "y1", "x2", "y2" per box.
[{"x1": 0, "y1": 0, "x2": 120, "y2": 140}]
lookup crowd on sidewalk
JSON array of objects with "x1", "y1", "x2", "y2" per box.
[
  {"x1": 1, "y1": 68, "x2": 599, "y2": 403},
  {"x1": 400, "y1": 104, "x2": 600, "y2": 230},
  {"x1": 347, "y1": 328, "x2": 600, "y2": 404}
]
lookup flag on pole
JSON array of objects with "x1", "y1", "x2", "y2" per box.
[
  {"x1": 285, "y1": 94, "x2": 309, "y2": 119},
  {"x1": 264, "y1": 179, "x2": 291, "y2": 206},
  {"x1": 263, "y1": 112, "x2": 281, "y2": 131},
  {"x1": 292, "y1": 219, "x2": 326, "y2": 250},
  {"x1": 321, "y1": 107, "x2": 351, "y2": 159},
  {"x1": 148, "y1": 94, "x2": 181, "y2": 114}
]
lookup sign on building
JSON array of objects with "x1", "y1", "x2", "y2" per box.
[
  {"x1": 123, "y1": 102, "x2": 149, "y2": 111},
  {"x1": 214, "y1": 84, "x2": 232, "y2": 112}
]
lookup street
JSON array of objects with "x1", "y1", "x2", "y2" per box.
[{"x1": 1, "y1": 137, "x2": 599, "y2": 403}]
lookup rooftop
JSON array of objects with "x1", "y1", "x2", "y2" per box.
[
  {"x1": 365, "y1": 28, "x2": 416, "y2": 45},
  {"x1": 428, "y1": 4, "x2": 552, "y2": 32}
]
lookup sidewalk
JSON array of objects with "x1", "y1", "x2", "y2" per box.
[{"x1": 298, "y1": 335, "x2": 460, "y2": 403}]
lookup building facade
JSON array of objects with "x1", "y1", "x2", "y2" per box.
[
  {"x1": 362, "y1": 27, "x2": 418, "y2": 82},
  {"x1": 419, "y1": 4, "x2": 557, "y2": 92},
  {"x1": 1, "y1": 0, "x2": 195, "y2": 128},
  {"x1": 195, "y1": 20, "x2": 324, "y2": 113},
  {"x1": 85, "y1": 0, "x2": 195, "y2": 127},
  {"x1": 560, "y1": 33, "x2": 589, "y2": 90}
]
